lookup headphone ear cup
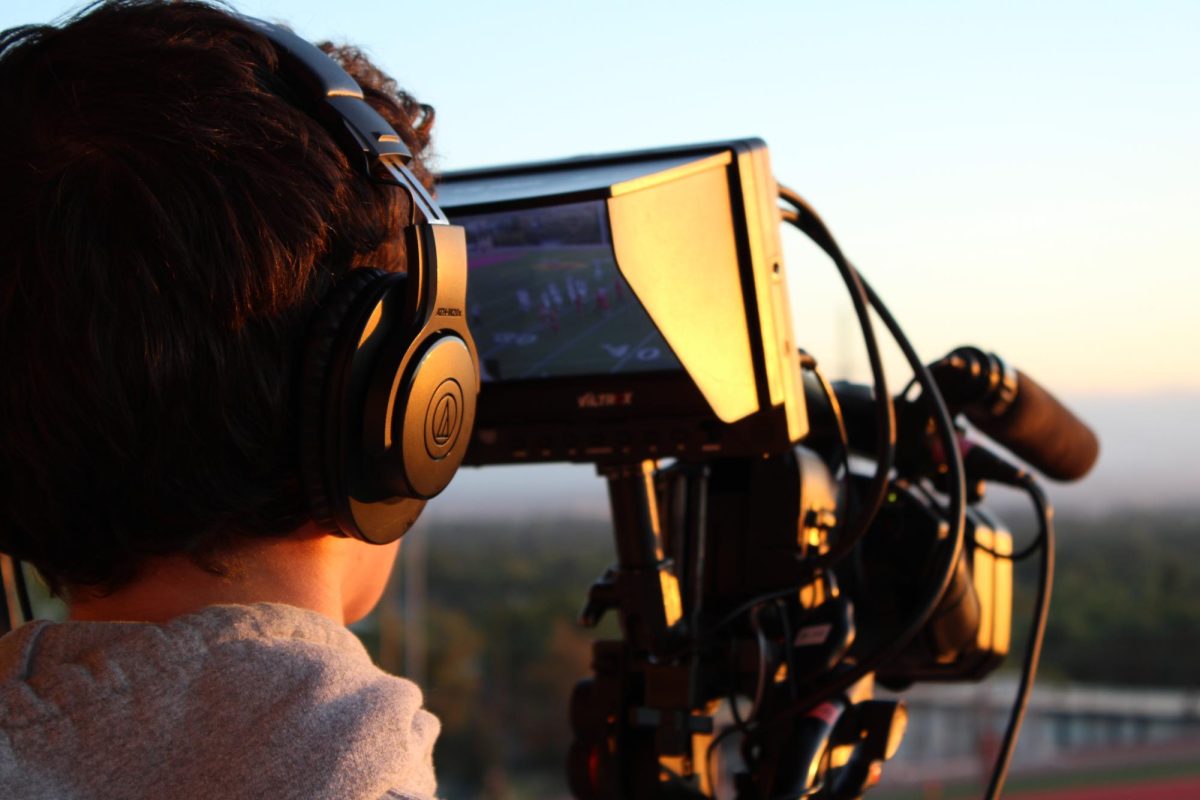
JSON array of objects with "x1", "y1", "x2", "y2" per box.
[
  {"x1": 393, "y1": 334, "x2": 478, "y2": 498},
  {"x1": 298, "y1": 267, "x2": 390, "y2": 536}
]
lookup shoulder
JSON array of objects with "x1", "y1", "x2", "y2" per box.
[{"x1": 0, "y1": 603, "x2": 440, "y2": 800}]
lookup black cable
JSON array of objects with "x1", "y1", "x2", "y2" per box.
[
  {"x1": 748, "y1": 606, "x2": 771, "y2": 721},
  {"x1": 690, "y1": 191, "x2": 897, "y2": 646},
  {"x1": 704, "y1": 586, "x2": 809, "y2": 643},
  {"x1": 778, "y1": 187, "x2": 894, "y2": 572},
  {"x1": 728, "y1": 689, "x2": 749, "y2": 731},
  {"x1": 808, "y1": 362, "x2": 851, "y2": 482},
  {"x1": 700, "y1": 195, "x2": 967, "y2": 669},
  {"x1": 777, "y1": 599, "x2": 800, "y2": 701},
  {"x1": 727, "y1": 605, "x2": 771, "y2": 731},
  {"x1": 975, "y1": 538, "x2": 1042, "y2": 562},
  {"x1": 702, "y1": 190, "x2": 967, "y2": 793},
  {"x1": 984, "y1": 476, "x2": 1054, "y2": 800},
  {"x1": 739, "y1": 271, "x2": 968, "y2": 734}
]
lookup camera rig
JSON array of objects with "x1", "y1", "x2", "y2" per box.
[{"x1": 437, "y1": 140, "x2": 1099, "y2": 800}]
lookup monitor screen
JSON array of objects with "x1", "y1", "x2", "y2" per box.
[{"x1": 457, "y1": 200, "x2": 682, "y2": 382}]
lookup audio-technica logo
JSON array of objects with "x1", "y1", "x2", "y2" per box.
[
  {"x1": 431, "y1": 393, "x2": 458, "y2": 446},
  {"x1": 424, "y1": 379, "x2": 464, "y2": 459}
]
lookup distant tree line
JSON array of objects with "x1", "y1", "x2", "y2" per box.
[{"x1": 1013, "y1": 507, "x2": 1200, "y2": 688}]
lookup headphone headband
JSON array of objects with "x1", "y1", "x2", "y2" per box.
[{"x1": 242, "y1": 17, "x2": 446, "y2": 223}]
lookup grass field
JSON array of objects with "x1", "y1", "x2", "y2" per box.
[{"x1": 465, "y1": 244, "x2": 680, "y2": 381}]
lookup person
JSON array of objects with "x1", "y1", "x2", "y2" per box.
[{"x1": 0, "y1": 2, "x2": 449, "y2": 797}]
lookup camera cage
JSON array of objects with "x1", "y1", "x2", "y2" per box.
[{"x1": 436, "y1": 139, "x2": 807, "y2": 465}]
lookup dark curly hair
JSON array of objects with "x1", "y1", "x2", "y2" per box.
[{"x1": 0, "y1": 1, "x2": 436, "y2": 595}]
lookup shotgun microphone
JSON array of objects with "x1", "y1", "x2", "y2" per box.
[{"x1": 930, "y1": 347, "x2": 1099, "y2": 482}]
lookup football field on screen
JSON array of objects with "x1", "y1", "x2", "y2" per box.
[{"x1": 465, "y1": 244, "x2": 680, "y2": 381}]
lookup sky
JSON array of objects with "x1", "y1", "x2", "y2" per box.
[
  {"x1": 3, "y1": 0, "x2": 1196, "y2": 395},
  {"x1": 2, "y1": 0, "x2": 1196, "y2": 511}
]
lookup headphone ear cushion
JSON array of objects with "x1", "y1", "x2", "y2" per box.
[{"x1": 298, "y1": 267, "x2": 390, "y2": 536}]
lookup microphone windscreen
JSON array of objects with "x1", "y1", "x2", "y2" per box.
[{"x1": 967, "y1": 370, "x2": 1099, "y2": 482}]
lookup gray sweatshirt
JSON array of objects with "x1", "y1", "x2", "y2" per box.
[{"x1": 0, "y1": 602, "x2": 439, "y2": 799}]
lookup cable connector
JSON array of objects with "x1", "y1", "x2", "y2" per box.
[{"x1": 962, "y1": 440, "x2": 1028, "y2": 487}]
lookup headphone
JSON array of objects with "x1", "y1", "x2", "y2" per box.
[{"x1": 247, "y1": 20, "x2": 479, "y2": 545}]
